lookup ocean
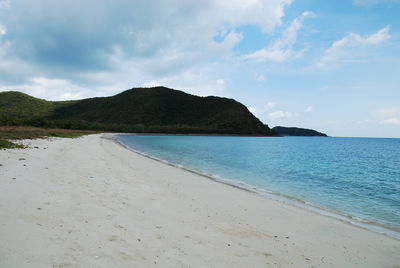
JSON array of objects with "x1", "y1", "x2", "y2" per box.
[{"x1": 117, "y1": 135, "x2": 400, "y2": 238}]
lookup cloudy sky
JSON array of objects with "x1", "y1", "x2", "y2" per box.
[{"x1": 0, "y1": 0, "x2": 399, "y2": 137}]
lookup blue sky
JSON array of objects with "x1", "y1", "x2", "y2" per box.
[{"x1": 0, "y1": 0, "x2": 399, "y2": 137}]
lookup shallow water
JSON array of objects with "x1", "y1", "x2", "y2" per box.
[{"x1": 118, "y1": 135, "x2": 400, "y2": 235}]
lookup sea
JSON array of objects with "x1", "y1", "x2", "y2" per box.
[{"x1": 117, "y1": 135, "x2": 400, "y2": 239}]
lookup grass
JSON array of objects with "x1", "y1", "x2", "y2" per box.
[
  {"x1": 0, "y1": 139, "x2": 25, "y2": 149},
  {"x1": 0, "y1": 126, "x2": 98, "y2": 149}
]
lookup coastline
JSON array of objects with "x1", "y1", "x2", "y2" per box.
[{"x1": 1, "y1": 134, "x2": 399, "y2": 267}]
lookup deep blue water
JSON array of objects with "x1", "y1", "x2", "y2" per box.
[{"x1": 117, "y1": 135, "x2": 400, "y2": 235}]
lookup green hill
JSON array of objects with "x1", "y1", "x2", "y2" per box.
[
  {"x1": 0, "y1": 91, "x2": 57, "y2": 120},
  {"x1": 0, "y1": 91, "x2": 73, "y2": 126},
  {"x1": 272, "y1": 126, "x2": 327, "y2": 137},
  {"x1": 0, "y1": 87, "x2": 276, "y2": 136}
]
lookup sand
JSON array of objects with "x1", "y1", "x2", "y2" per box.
[{"x1": 0, "y1": 134, "x2": 399, "y2": 268}]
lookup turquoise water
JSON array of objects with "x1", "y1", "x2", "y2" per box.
[{"x1": 117, "y1": 135, "x2": 400, "y2": 236}]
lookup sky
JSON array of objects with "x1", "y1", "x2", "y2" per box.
[{"x1": 0, "y1": 0, "x2": 399, "y2": 137}]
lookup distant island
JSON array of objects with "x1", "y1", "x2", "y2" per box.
[
  {"x1": 0, "y1": 87, "x2": 276, "y2": 136},
  {"x1": 272, "y1": 126, "x2": 328, "y2": 137}
]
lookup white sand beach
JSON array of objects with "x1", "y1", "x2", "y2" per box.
[{"x1": 0, "y1": 134, "x2": 399, "y2": 268}]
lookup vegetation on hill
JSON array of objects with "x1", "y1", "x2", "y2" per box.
[
  {"x1": 0, "y1": 87, "x2": 276, "y2": 136},
  {"x1": 0, "y1": 91, "x2": 72, "y2": 126},
  {"x1": 272, "y1": 126, "x2": 327, "y2": 137},
  {"x1": 0, "y1": 91, "x2": 56, "y2": 119}
]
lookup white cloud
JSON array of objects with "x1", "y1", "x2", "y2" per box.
[
  {"x1": 0, "y1": 77, "x2": 93, "y2": 100},
  {"x1": 216, "y1": 78, "x2": 225, "y2": 86},
  {"x1": 0, "y1": 0, "x2": 294, "y2": 100},
  {"x1": 245, "y1": 103, "x2": 297, "y2": 125},
  {"x1": 318, "y1": 26, "x2": 391, "y2": 67},
  {"x1": 373, "y1": 107, "x2": 400, "y2": 126},
  {"x1": 215, "y1": 31, "x2": 243, "y2": 51},
  {"x1": 246, "y1": 101, "x2": 277, "y2": 119},
  {"x1": 268, "y1": 110, "x2": 293, "y2": 120},
  {"x1": 265, "y1": 102, "x2": 276, "y2": 110},
  {"x1": 374, "y1": 107, "x2": 400, "y2": 117},
  {"x1": 0, "y1": 23, "x2": 6, "y2": 35},
  {"x1": 328, "y1": 27, "x2": 390, "y2": 52},
  {"x1": 141, "y1": 70, "x2": 228, "y2": 97},
  {"x1": 254, "y1": 102, "x2": 275, "y2": 113},
  {"x1": 305, "y1": 106, "x2": 313, "y2": 112},
  {"x1": 380, "y1": 118, "x2": 400, "y2": 125},
  {"x1": 214, "y1": 0, "x2": 293, "y2": 33},
  {"x1": 243, "y1": 11, "x2": 314, "y2": 62},
  {"x1": 244, "y1": 45, "x2": 290, "y2": 62},
  {"x1": 78, "y1": 55, "x2": 229, "y2": 98}
]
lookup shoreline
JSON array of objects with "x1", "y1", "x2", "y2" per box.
[
  {"x1": 1, "y1": 134, "x2": 399, "y2": 267},
  {"x1": 114, "y1": 132, "x2": 281, "y2": 137},
  {"x1": 113, "y1": 134, "x2": 400, "y2": 240}
]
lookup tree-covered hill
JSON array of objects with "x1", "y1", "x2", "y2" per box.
[
  {"x1": 0, "y1": 91, "x2": 59, "y2": 119},
  {"x1": 272, "y1": 126, "x2": 327, "y2": 137},
  {"x1": 0, "y1": 87, "x2": 276, "y2": 136}
]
